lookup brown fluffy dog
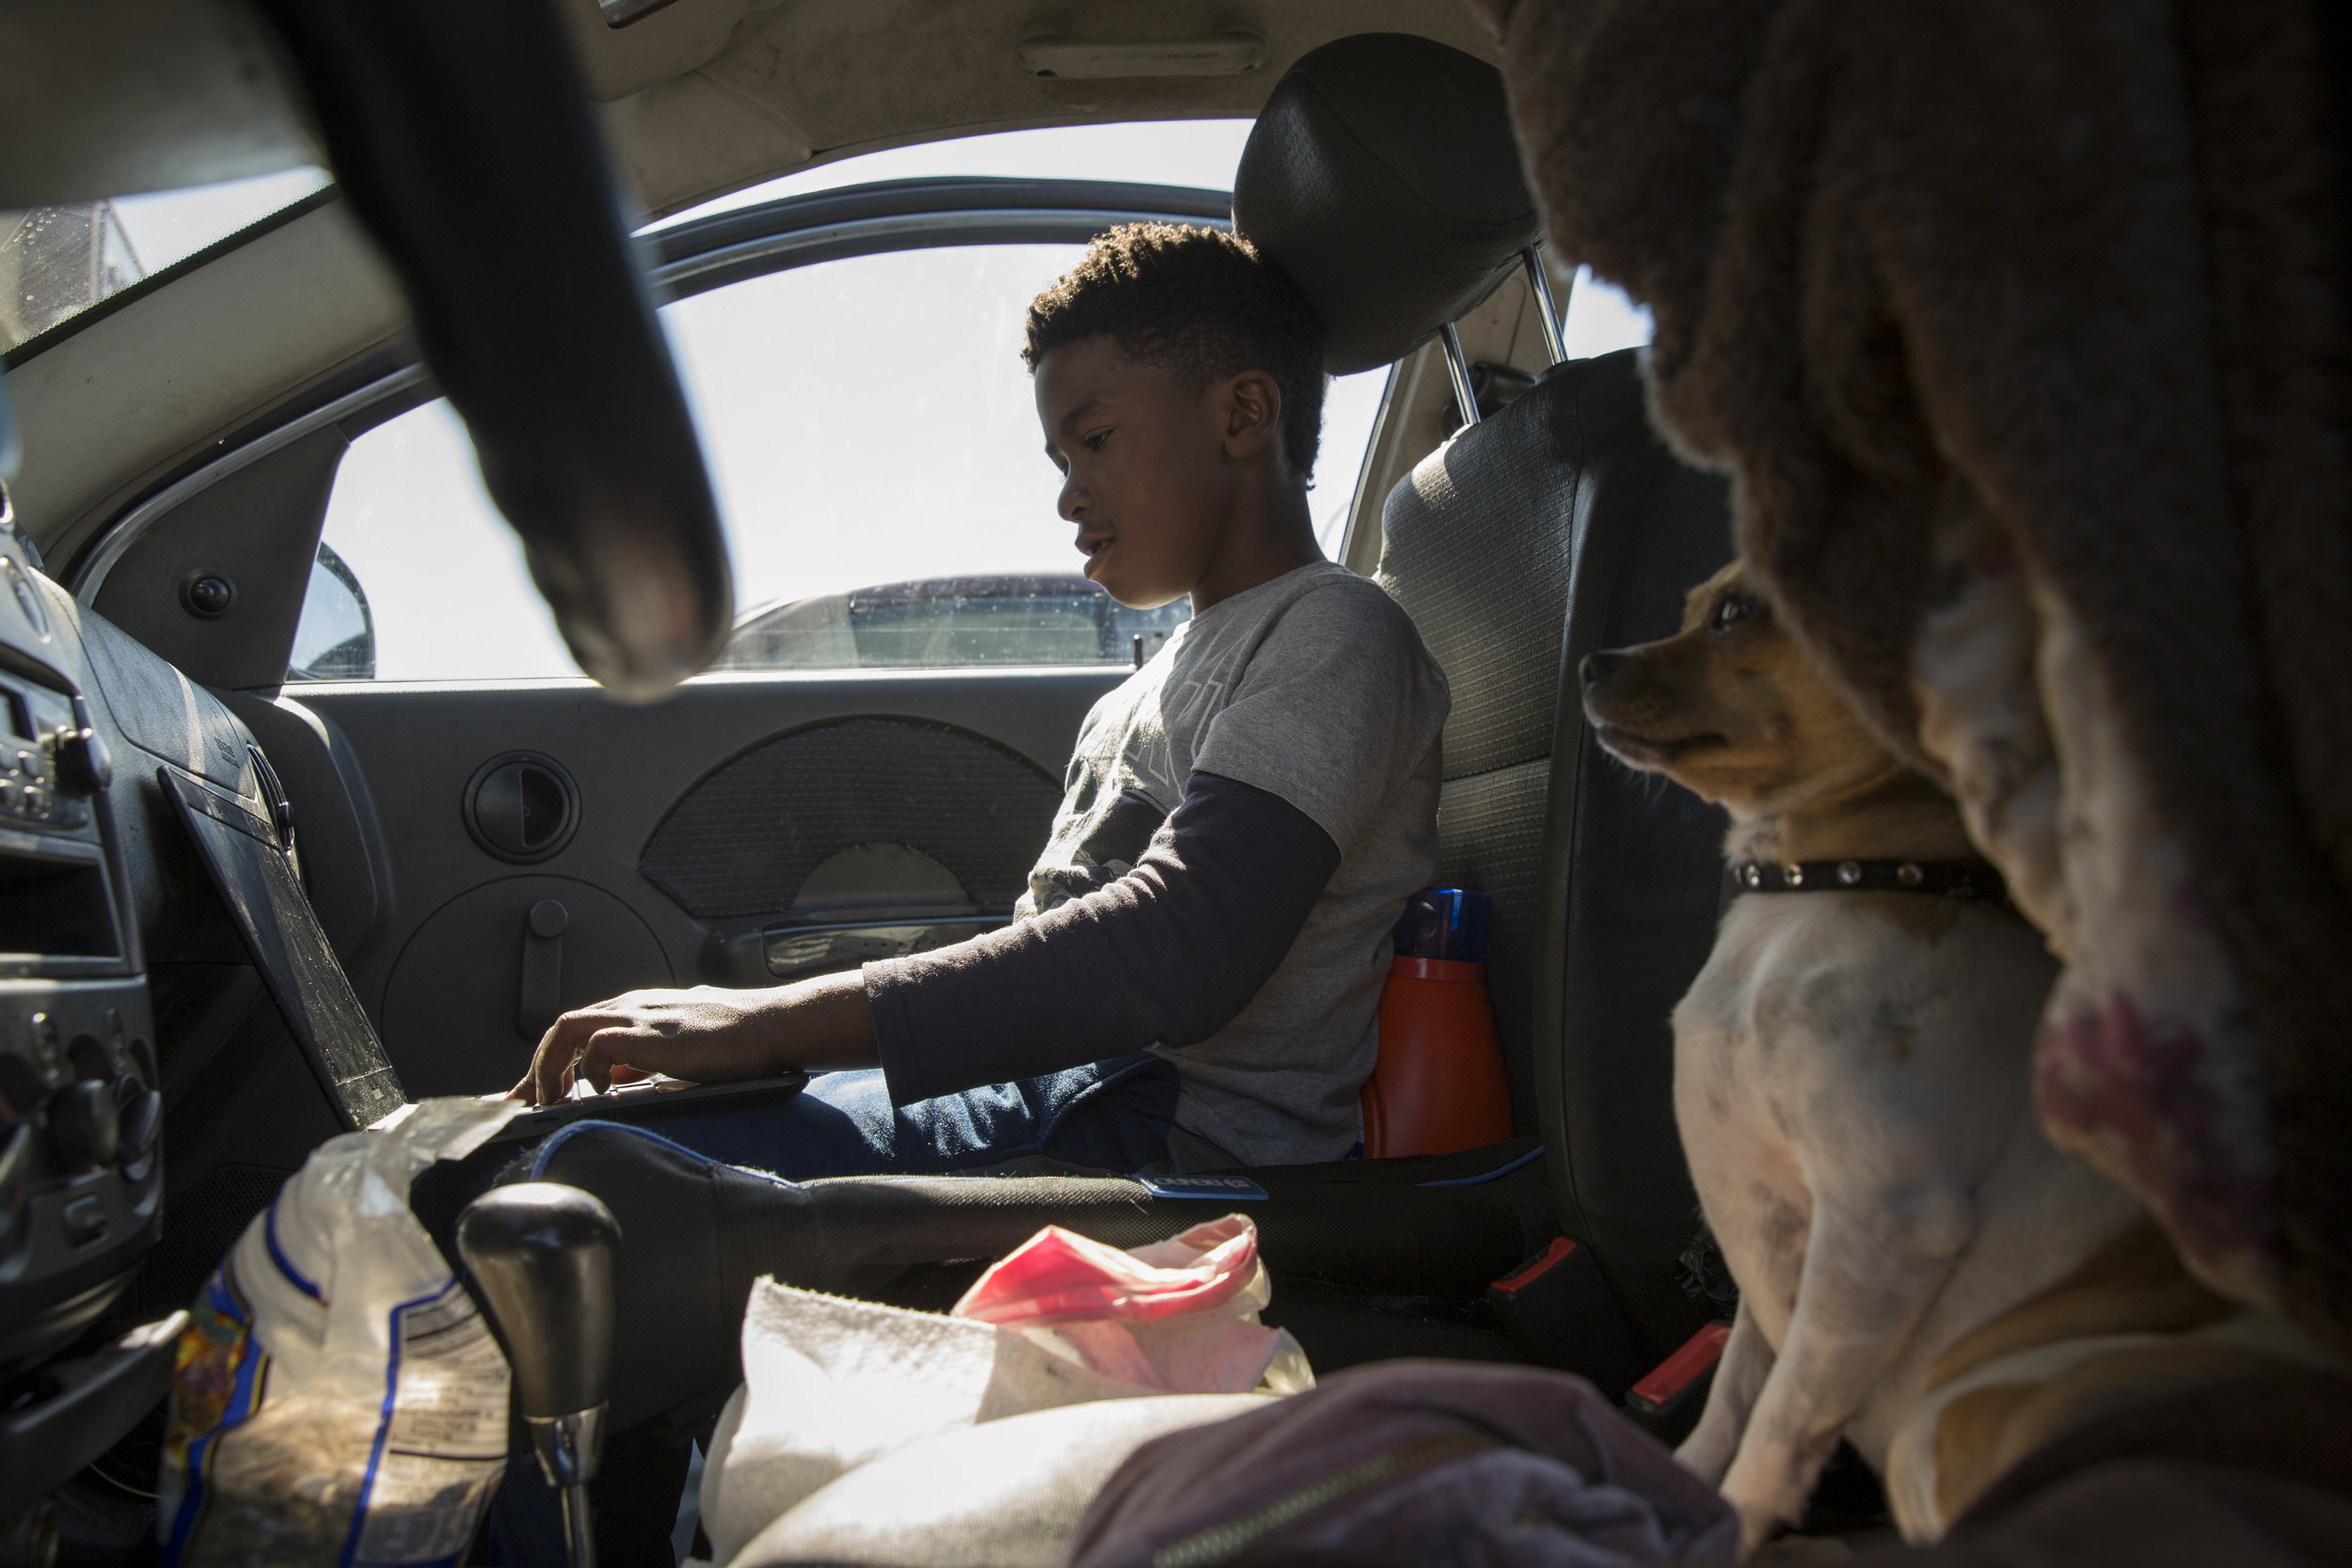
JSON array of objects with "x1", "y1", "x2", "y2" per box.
[{"x1": 1582, "y1": 564, "x2": 2141, "y2": 1548}]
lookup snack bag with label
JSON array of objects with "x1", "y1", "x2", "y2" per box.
[{"x1": 158, "y1": 1098, "x2": 522, "y2": 1567}]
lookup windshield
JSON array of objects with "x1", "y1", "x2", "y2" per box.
[{"x1": 0, "y1": 166, "x2": 329, "y2": 354}]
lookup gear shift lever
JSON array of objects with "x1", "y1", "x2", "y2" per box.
[{"x1": 457, "y1": 1182, "x2": 622, "y2": 1568}]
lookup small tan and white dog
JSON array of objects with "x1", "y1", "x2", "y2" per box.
[{"x1": 1580, "y1": 563, "x2": 2147, "y2": 1550}]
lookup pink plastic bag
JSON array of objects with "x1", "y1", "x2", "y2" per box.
[{"x1": 951, "y1": 1215, "x2": 1313, "y2": 1396}]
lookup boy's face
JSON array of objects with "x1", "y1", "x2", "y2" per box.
[{"x1": 1034, "y1": 335, "x2": 1258, "y2": 610}]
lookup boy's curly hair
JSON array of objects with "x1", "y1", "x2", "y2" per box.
[{"x1": 1024, "y1": 223, "x2": 1327, "y2": 477}]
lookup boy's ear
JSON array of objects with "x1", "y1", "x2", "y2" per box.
[{"x1": 1218, "y1": 370, "x2": 1285, "y2": 466}]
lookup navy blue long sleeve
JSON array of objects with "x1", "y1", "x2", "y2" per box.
[{"x1": 865, "y1": 770, "x2": 1342, "y2": 1105}]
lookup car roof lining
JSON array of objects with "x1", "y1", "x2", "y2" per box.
[{"x1": 4, "y1": 1, "x2": 1491, "y2": 561}]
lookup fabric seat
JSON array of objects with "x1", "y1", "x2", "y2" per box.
[
  {"x1": 1375, "y1": 347, "x2": 1733, "y2": 1366},
  {"x1": 1232, "y1": 32, "x2": 1739, "y2": 1363}
]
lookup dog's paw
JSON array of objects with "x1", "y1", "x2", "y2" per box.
[
  {"x1": 1721, "y1": 1456, "x2": 1809, "y2": 1559},
  {"x1": 1733, "y1": 1499, "x2": 1786, "y2": 1560}
]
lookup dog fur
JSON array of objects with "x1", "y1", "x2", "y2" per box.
[
  {"x1": 1886, "y1": 1220, "x2": 2344, "y2": 1535},
  {"x1": 1582, "y1": 565, "x2": 2142, "y2": 1548},
  {"x1": 1469, "y1": 0, "x2": 2352, "y2": 1349}
]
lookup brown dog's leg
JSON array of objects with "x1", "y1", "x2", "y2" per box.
[
  {"x1": 1677, "y1": 1296, "x2": 1772, "y2": 1485},
  {"x1": 1719, "y1": 1191, "x2": 1972, "y2": 1553}
]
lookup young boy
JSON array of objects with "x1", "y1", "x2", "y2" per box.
[{"x1": 512, "y1": 225, "x2": 1449, "y2": 1175}]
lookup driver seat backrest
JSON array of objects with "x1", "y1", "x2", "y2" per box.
[
  {"x1": 1232, "y1": 29, "x2": 1548, "y2": 1117},
  {"x1": 1238, "y1": 36, "x2": 1737, "y2": 1359},
  {"x1": 1377, "y1": 350, "x2": 1733, "y2": 1364}
]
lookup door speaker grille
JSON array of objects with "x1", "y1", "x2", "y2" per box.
[{"x1": 638, "y1": 718, "x2": 1059, "y2": 919}]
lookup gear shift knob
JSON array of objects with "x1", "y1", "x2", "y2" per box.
[{"x1": 458, "y1": 1182, "x2": 622, "y2": 1568}]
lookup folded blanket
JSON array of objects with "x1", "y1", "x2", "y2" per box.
[{"x1": 1062, "y1": 1362, "x2": 1738, "y2": 1568}]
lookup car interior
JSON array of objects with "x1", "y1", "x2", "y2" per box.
[{"x1": 0, "y1": 4, "x2": 1795, "y2": 1561}]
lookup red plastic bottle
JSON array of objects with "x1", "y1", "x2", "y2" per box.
[{"x1": 1361, "y1": 888, "x2": 1514, "y2": 1157}]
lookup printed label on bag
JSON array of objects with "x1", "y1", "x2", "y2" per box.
[
  {"x1": 161, "y1": 1271, "x2": 512, "y2": 1568},
  {"x1": 159, "y1": 1268, "x2": 268, "y2": 1563},
  {"x1": 351, "y1": 1282, "x2": 511, "y2": 1566}
]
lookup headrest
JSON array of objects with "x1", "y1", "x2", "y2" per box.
[{"x1": 1234, "y1": 34, "x2": 1540, "y2": 375}]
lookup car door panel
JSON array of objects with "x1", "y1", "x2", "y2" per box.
[{"x1": 294, "y1": 670, "x2": 1118, "y2": 1095}]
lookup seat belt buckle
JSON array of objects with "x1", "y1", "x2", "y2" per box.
[
  {"x1": 1483, "y1": 1236, "x2": 1643, "y2": 1399},
  {"x1": 1622, "y1": 1321, "x2": 1732, "y2": 1443}
]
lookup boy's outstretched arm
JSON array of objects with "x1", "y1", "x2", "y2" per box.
[
  {"x1": 509, "y1": 770, "x2": 1337, "y2": 1106},
  {"x1": 868, "y1": 770, "x2": 1340, "y2": 1101},
  {"x1": 513, "y1": 969, "x2": 877, "y2": 1107}
]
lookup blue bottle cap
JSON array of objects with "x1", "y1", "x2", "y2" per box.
[{"x1": 1391, "y1": 887, "x2": 1491, "y2": 963}]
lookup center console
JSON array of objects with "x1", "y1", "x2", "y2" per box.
[{"x1": 0, "y1": 543, "x2": 161, "y2": 1376}]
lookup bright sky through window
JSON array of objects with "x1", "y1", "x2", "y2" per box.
[
  {"x1": 315, "y1": 122, "x2": 1403, "y2": 681},
  {"x1": 302, "y1": 121, "x2": 1652, "y2": 683}
]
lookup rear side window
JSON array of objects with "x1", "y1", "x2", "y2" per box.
[
  {"x1": 714, "y1": 577, "x2": 1186, "y2": 673},
  {"x1": 294, "y1": 240, "x2": 1386, "y2": 683}
]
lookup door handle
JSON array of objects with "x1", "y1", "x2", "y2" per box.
[{"x1": 518, "y1": 898, "x2": 568, "y2": 1039}]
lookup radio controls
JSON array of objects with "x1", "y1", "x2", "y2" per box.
[
  {"x1": 0, "y1": 736, "x2": 87, "y2": 829},
  {"x1": 59, "y1": 1195, "x2": 106, "y2": 1247},
  {"x1": 0, "y1": 1122, "x2": 26, "y2": 1243},
  {"x1": 48, "y1": 1080, "x2": 119, "y2": 1174},
  {"x1": 50, "y1": 722, "x2": 110, "y2": 798},
  {"x1": 0, "y1": 747, "x2": 87, "y2": 832},
  {"x1": 114, "y1": 1078, "x2": 161, "y2": 1168},
  {"x1": 25, "y1": 1013, "x2": 58, "y2": 1083}
]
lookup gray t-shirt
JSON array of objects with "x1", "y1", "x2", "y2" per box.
[{"x1": 1020, "y1": 561, "x2": 1450, "y2": 1165}]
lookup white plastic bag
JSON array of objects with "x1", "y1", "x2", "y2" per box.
[
  {"x1": 697, "y1": 1214, "x2": 1310, "y2": 1565},
  {"x1": 158, "y1": 1098, "x2": 521, "y2": 1567}
]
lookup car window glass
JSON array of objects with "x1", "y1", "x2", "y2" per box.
[
  {"x1": 0, "y1": 166, "x2": 329, "y2": 352},
  {"x1": 286, "y1": 542, "x2": 373, "y2": 680},
  {"x1": 302, "y1": 240, "x2": 1391, "y2": 682},
  {"x1": 1561, "y1": 265, "x2": 1654, "y2": 359}
]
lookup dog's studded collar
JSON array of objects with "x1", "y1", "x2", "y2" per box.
[{"x1": 1724, "y1": 857, "x2": 2009, "y2": 902}]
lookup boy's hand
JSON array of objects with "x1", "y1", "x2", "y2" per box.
[{"x1": 509, "y1": 972, "x2": 877, "y2": 1105}]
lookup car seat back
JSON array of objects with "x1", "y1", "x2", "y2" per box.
[
  {"x1": 1238, "y1": 37, "x2": 1736, "y2": 1360},
  {"x1": 1233, "y1": 32, "x2": 1541, "y2": 375},
  {"x1": 1375, "y1": 353, "x2": 1731, "y2": 1359}
]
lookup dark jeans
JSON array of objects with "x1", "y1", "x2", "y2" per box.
[{"x1": 607, "y1": 1051, "x2": 1182, "y2": 1178}]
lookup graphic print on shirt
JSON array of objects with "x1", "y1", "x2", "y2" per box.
[
  {"x1": 1030, "y1": 772, "x2": 1169, "y2": 909},
  {"x1": 1021, "y1": 661, "x2": 1210, "y2": 917}
]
